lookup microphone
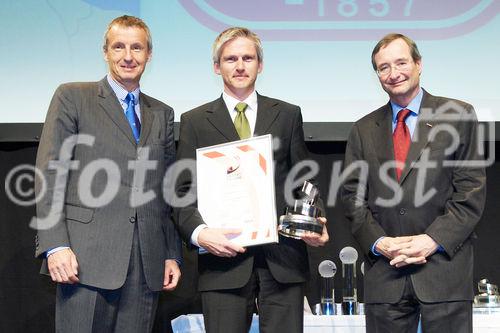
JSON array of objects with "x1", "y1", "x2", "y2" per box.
[
  {"x1": 339, "y1": 246, "x2": 358, "y2": 315},
  {"x1": 318, "y1": 260, "x2": 337, "y2": 315}
]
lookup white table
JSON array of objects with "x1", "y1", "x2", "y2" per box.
[{"x1": 171, "y1": 311, "x2": 500, "y2": 333}]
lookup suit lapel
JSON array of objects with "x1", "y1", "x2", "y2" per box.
[
  {"x1": 254, "y1": 94, "x2": 280, "y2": 136},
  {"x1": 399, "y1": 90, "x2": 435, "y2": 184},
  {"x1": 373, "y1": 103, "x2": 397, "y2": 180},
  {"x1": 205, "y1": 97, "x2": 240, "y2": 141},
  {"x1": 138, "y1": 93, "x2": 153, "y2": 145},
  {"x1": 97, "y1": 78, "x2": 137, "y2": 146}
]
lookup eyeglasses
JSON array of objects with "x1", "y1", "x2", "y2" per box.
[{"x1": 376, "y1": 61, "x2": 412, "y2": 77}]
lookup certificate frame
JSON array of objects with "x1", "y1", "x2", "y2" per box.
[{"x1": 196, "y1": 134, "x2": 278, "y2": 247}]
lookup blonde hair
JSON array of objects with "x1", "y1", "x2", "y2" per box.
[{"x1": 212, "y1": 27, "x2": 263, "y2": 64}]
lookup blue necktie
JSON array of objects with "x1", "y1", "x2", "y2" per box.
[{"x1": 125, "y1": 93, "x2": 141, "y2": 143}]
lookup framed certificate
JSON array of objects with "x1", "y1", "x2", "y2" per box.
[{"x1": 196, "y1": 134, "x2": 278, "y2": 247}]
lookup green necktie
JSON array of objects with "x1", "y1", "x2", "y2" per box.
[{"x1": 234, "y1": 102, "x2": 251, "y2": 139}]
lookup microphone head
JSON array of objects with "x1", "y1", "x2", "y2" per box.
[
  {"x1": 318, "y1": 260, "x2": 337, "y2": 278},
  {"x1": 339, "y1": 246, "x2": 358, "y2": 264}
]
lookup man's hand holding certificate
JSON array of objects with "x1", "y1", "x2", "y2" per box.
[{"x1": 197, "y1": 228, "x2": 246, "y2": 257}]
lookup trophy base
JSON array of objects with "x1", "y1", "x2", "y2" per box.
[
  {"x1": 320, "y1": 302, "x2": 335, "y2": 315},
  {"x1": 342, "y1": 300, "x2": 358, "y2": 315},
  {"x1": 278, "y1": 214, "x2": 323, "y2": 239},
  {"x1": 474, "y1": 295, "x2": 500, "y2": 308}
]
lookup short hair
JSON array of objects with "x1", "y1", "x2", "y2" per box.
[
  {"x1": 103, "y1": 15, "x2": 152, "y2": 52},
  {"x1": 371, "y1": 33, "x2": 421, "y2": 70},
  {"x1": 212, "y1": 27, "x2": 263, "y2": 64}
]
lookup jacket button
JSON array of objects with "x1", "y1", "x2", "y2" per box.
[
  {"x1": 399, "y1": 208, "x2": 406, "y2": 215},
  {"x1": 129, "y1": 216, "x2": 136, "y2": 223}
]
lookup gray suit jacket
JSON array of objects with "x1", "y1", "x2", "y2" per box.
[
  {"x1": 341, "y1": 90, "x2": 486, "y2": 303},
  {"x1": 173, "y1": 94, "x2": 315, "y2": 291},
  {"x1": 35, "y1": 77, "x2": 181, "y2": 291}
]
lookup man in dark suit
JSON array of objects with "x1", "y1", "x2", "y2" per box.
[
  {"x1": 341, "y1": 33, "x2": 486, "y2": 332},
  {"x1": 173, "y1": 27, "x2": 329, "y2": 333},
  {"x1": 34, "y1": 15, "x2": 181, "y2": 332}
]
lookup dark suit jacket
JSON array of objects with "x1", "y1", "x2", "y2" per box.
[
  {"x1": 35, "y1": 77, "x2": 181, "y2": 291},
  {"x1": 173, "y1": 94, "x2": 314, "y2": 291},
  {"x1": 341, "y1": 90, "x2": 486, "y2": 303}
]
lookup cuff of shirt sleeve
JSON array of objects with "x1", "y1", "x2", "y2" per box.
[
  {"x1": 371, "y1": 237, "x2": 385, "y2": 256},
  {"x1": 46, "y1": 246, "x2": 70, "y2": 258},
  {"x1": 190, "y1": 224, "x2": 208, "y2": 248}
]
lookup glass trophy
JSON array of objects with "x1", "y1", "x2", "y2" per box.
[
  {"x1": 339, "y1": 246, "x2": 358, "y2": 315},
  {"x1": 318, "y1": 260, "x2": 337, "y2": 315},
  {"x1": 474, "y1": 278, "x2": 500, "y2": 308}
]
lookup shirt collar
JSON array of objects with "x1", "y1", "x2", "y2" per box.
[
  {"x1": 390, "y1": 87, "x2": 423, "y2": 123},
  {"x1": 222, "y1": 90, "x2": 258, "y2": 113},
  {"x1": 106, "y1": 74, "x2": 140, "y2": 105}
]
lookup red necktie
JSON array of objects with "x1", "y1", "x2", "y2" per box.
[{"x1": 393, "y1": 109, "x2": 411, "y2": 181}]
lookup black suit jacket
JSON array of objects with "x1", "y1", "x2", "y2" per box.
[
  {"x1": 341, "y1": 90, "x2": 486, "y2": 303},
  {"x1": 173, "y1": 94, "x2": 314, "y2": 291}
]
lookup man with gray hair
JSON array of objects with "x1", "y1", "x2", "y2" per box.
[
  {"x1": 35, "y1": 15, "x2": 181, "y2": 332},
  {"x1": 173, "y1": 27, "x2": 329, "y2": 333},
  {"x1": 342, "y1": 33, "x2": 486, "y2": 332}
]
